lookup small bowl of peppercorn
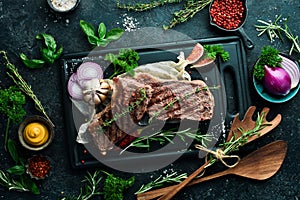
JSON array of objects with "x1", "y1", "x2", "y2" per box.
[
  {"x1": 26, "y1": 155, "x2": 51, "y2": 180},
  {"x1": 208, "y1": 0, "x2": 254, "y2": 49}
]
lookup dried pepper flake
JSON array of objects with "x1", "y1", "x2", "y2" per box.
[{"x1": 28, "y1": 155, "x2": 51, "y2": 179}]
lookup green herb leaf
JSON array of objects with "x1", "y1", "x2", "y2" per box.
[
  {"x1": 36, "y1": 33, "x2": 57, "y2": 52},
  {"x1": 53, "y1": 45, "x2": 64, "y2": 60},
  {"x1": 80, "y1": 20, "x2": 96, "y2": 36},
  {"x1": 20, "y1": 175, "x2": 40, "y2": 194},
  {"x1": 106, "y1": 28, "x2": 124, "y2": 41},
  {"x1": 7, "y1": 139, "x2": 20, "y2": 164},
  {"x1": 87, "y1": 35, "x2": 100, "y2": 46},
  {"x1": 98, "y1": 22, "x2": 107, "y2": 39},
  {"x1": 204, "y1": 44, "x2": 230, "y2": 62},
  {"x1": 20, "y1": 53, "x2": 45, "y2": 69},
  {"x1": 104, "y1": 48, "x2": 139, "y2": 79},
  {"x1": 102, "y1": 171, "x2": 135, "y2": 200},
  {"x1": 253, "y1": 46, "x2": 282, "y2": 80},
  {"x1": 6, "y1": 165, "x2": 25, "y2": 176},
  {"x1": 40, "y1": 47, "x2": 55, "y2": 64}
]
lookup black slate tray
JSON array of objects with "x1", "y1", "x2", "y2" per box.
[{"x1": 61, "y1": 36, "x2": 251, "y2": 169}]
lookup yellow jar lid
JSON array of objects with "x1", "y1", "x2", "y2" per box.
[{"x1": 23, "y1": 122, "x2": 49, "y2": 146}]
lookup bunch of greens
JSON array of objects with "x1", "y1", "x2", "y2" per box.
[
  {"x1": 117, "y1": 0, "x2": 212, "y2": 30},
  {"x1": 80, "y1": 20, "x2": 124, "y2": 47},
  {"x1": 61, "y1": 170, "x2": 135, "y2": 200},
  {"x1": 102, "y1": 171, "x2": 135, "y2": 200},
  {"x1": 255, "y1": 15, "x2": 300, "y2": 58},
  {"x1": 0, "y1": 139, "x2": 40, "y2": 194},
  {"x1": 253, "y1": 46, "x2": 282, "y2": 80},
  {"x1": 20, "y1": 33, "x2": 63, "y2": 68},
  {"x1": 104, "y1": 48, "x2": 140, "y2": 78},
  {"x1": 0, "y1": 86, "x2": 26, "y2": 150},
  {"x1": 1, "y1": 51, "x2": 53, "y2": 126},
  {"x1": 204, "y1": 44, "x2": 230, "y2": 62}
]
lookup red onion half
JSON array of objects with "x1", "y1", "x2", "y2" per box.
[
  {"x1": 67, "y1": 61, "x2": 103, "y2": 100},
  {"x1": 263, "y1": 65, "x2": 291, "y2": 96},
  {"x1": 279, "y1": 55, "x2": 300, "y2": 89}
]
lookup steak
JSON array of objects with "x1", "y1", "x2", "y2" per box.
[
  {"x1": 112, "y1": 73, "x2": 214, "y2": 122},
  {"x1": 88, "y1": 73, "x2": 214, "y2": 155}
]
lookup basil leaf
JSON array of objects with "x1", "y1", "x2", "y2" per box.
[
  {"x1": 20, "y1": 53, "x2": 45, "y2": 69},
  {"x1": 80, "y1": 20, "x2": 96, "y2": 37},
  {"x1": 97, "y1": 38, "x2": 109, "y2": 47},
  {"x1": 6, "y1": 165, "x2": 25, "y2": 175},
  {"x1": 106, "y1": 28, "x2": 124, "y2": 41},
  {"x1": 98, "y1": 22, "x2": 106, "y2": 39},
  {"x1": 87, "y1": 35, "x2": 99, "y2": 46},
  {"x1": 36, "y1": 33, "x2": 57, "y2": 52},
  {"x1": 20, "y1": 175, "x2": 40, "y2": 195},
  {"x1": 53, "y1": 45, "x2": 63, "y2": 60},
  {"x1": 7, "y1": 139, "x2": 19, "y2": 164},
  {"x1": 40, "y1": 47, "x2": 55, "y2": 64}
]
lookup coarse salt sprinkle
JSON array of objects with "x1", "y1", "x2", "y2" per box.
[{"x1": 50, "y1": 0, "x2": 77, "y2": 12}]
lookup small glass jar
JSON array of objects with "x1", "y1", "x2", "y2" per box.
[{"x1": 47, "y1": 0, "x2": 81, "y2": 13}]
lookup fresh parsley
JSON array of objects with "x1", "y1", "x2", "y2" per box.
[
  {"x1": 102, "y1": 171, "x2": 135, "y2": 200},
  {"x1": 20, "y1": 33, "x2": 63, "y2": 68},
  {"x1": 104, "y1": 48, "x2": 140, "y2": 78},
  {"x1": 204, "y1": 44, "x2": 230, "y2": 62},
  {"x1": 60, "y1": 170, "x2": 134, "y2": 200},
  {"x1": 80, "y1": 20, "x2": 124, "y2": 47},
  {"x1": 253, "y1": 46, "x2": 282, "y2": 80},
  {"x1": 0, "y1": 86, "x2": 26, "y2": 150}
]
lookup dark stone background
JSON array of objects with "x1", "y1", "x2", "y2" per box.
[{"x1": 0, "y1": 0, "x2": 299, "y2": 199}]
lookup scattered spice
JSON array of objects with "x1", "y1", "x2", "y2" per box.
[
  {"x1": 119, "y1": 14, "x2": 140, "y2": 32},
  {"x1": 210, "y1": 0, "x2": 245, "y2": 30},
  {"x1": 28, "y1": 156, "x2": 51, "y2": 179}
]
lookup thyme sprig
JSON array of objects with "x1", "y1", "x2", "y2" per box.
[
  {"x1": 117, "y1": 0, "x2": 182, "y2": 11},
  {"x1": 255, "y1": 15, "x2": 300, "y2": 56},
  {"x1": 120, "y1": 128, "x2": 213, "y2": 154},
  {"x1": 135, "y1": 172, "x2": 187, "y2": 194},
  {"x1": 207, "y1": 111, "x2": 268, "y2": 166},
  {"x1": 0, "y1": 51, "x2": 54, "y2": 127},
  {"x1": 117, "y1": 0, "x2": 212, "y2": 29},
  {"x1": 164, "y1": 0, "x2": 212, "y2": 30}
]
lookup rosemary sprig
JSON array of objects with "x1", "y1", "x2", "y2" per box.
[
  {"x1": 117, "y1": 0, "x2": 182, "y2": 11},
  {"x1": 135, "y1": 172, "x2": 187, "y2": 194},
  {"x1": 0, "y1": 51, "x2": 54, "y2": 127},
  {"x1": 255, "y1": 15, "x2": 300, "y2": 56},
  {"x1": 208, "y1": 111, "x2": 268, "y2": 166},
  {"x1": 0, "y1": 170, "x2": 29, "y2": 193},
  {"x1": 60, "y1": 171, "x2": 102, "y2": 200},
  {"x1": 120, "y1": 128, "x2": 213, "y2": 154}
]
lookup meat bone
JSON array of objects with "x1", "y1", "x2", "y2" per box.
[{"x1": 140, "y1": 106, "x2": 282, "y2": 200}]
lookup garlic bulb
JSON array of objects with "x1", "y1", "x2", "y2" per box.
[{"x1": 82, "y1": 79, "x2": 111, "y2": 105}]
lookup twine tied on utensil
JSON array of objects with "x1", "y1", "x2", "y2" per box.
[{"x1": 195, "y1": 144, "x2": 240, "y2": 168}]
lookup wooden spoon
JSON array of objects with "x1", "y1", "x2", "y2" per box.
[
  {"x1": 227, "y1": 106, "x2": 282, "y2": 143},
  {"x1": 156, "y1": 106, "x2": 281, "y2": 200},
  {"x1": 137, "y1": 140, "x2": 287, "y2": 200}
]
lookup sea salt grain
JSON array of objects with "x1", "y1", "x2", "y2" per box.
[
  {"x1": 50, "y1": 0, "x2": 78, "y2": 12},
  {"x1": 120, "y1": 13, "x2": 140, "y2": 32}
]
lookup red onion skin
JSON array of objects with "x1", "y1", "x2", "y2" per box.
[{"x1": 263, "y1": 65, "x2": 291, "y2": 96}]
